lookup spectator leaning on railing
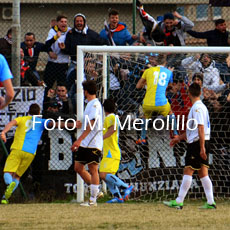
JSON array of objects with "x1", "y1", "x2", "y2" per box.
[
  {"x1": 181, "y1": 53, "x2": 229, "y2": 94},
  {"x1": 20, "y1": 48, "x2": 45, "y2": 87},
  {"x1": 187, "y1": 19, "x2": 230, "y2": 47},
  {"x1": 187, "y1": 18, "x2": 230, "y2": 65},
  {"x1": 161, "y1": 11, "x2": 194, "y2": 46},
  {"x1": 136, "y1": 0, "x2": 194, "y2": 46},
  {"x1": 44, "y1": 15, "x2": 71, "y2": 92},
  {"x1": 21, "y1": 32, "x2": 49, "y2": 82}
]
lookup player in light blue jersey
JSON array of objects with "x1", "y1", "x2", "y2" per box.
[
  {"x1": 0, "y1": 104, "x2": 53, "y2": 204},
  {"x1": 136, "y1": 54, "x2": 178, "y2": 144},
  {"x1": 0, "y1": 54, "x2": 14, "y2": 109},
  {"x1": 1, "y1": 103, "x2": 75, "y2": 204}
]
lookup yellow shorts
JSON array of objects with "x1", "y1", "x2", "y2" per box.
[
  {"x1": 4, "y1": 149, "x2": 35, "y2": 177},
  {"x1": 99, "y1": 157, "x2": 120, "y2": 174},
  {"x1": 143, "y1": 102, "x2": 171, "y2": 118}
]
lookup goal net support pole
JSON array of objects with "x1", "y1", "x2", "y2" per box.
[
  {"x1": 76, "y1": 48, "x2": 109, "y2": 201},
  {"x1": 76, "y1": 47, "x2": 84, "y2": 203}
]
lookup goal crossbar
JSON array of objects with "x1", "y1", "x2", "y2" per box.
[{"x1": 77, "y1": 45, "x2": 230, "y2": 54}]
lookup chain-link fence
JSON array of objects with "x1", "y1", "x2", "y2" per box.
[
  {"x1": 102, "y1": 50, "x2": 230, "y2": 200},
  {"x1": 0, "y1": 1, "x2": 230, "y2": 202},
  {"x1": 1, "y1": 1, "x2": 230, "y2": 86}
]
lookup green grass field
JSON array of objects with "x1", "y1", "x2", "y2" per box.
[{"x1": 0, "y1": 201, "x2": 230, "y2": 230}]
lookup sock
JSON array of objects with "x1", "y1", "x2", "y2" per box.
[
  {"x1": 105, "y1": 174, "x2": 129, "y2": 190},
  {"x1": 169, "y1": 113, "x2": 178, "y2": 136},
  {"x1": 140, "y1": 119, "x2": 147, "y2": 140},
  {"x1": 3, "y1": 173, "x2": 13, "y2": 185},
  {"x1": 12, "y1": 178, "x2": 20, "y2": 193},
  {"x1": 106, "y1": 181, "x2": 122, "y2": 199},
  {"x1": 90, "y1": 184, "x2": 99, "y2": 203},
  {"x1": 176, "y1": 175, "x2": 192, "y2": 204},
  {"x1": 200, "y1": 176, "x2": 214, "y2": 205}
]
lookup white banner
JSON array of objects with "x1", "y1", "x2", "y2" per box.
[{"x1": 0, "y1": 87, "x2": 44, "y2": 136}]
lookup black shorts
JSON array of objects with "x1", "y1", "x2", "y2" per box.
[
  {"x1": 75, "y1": 146, "x2": 102, "y2": 165},
  {"x1": 185, "y1": 140, "x2": 210, "y2": 170}
]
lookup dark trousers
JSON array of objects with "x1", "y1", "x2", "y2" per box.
[{"x1": 44, "y1": 61, "x2": 68, "y2": 89}]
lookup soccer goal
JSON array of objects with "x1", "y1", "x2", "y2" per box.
[{"x1": 76, "y1": 45, "x2": 230, "y2": 202}]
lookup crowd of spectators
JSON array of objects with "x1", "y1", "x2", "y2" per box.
[
  {"x1": 0, "y1": 2, "x2": 230, "y2": 202},
  {"x1": 0, "y1": 1, "x2": 229, "y2": 127}
]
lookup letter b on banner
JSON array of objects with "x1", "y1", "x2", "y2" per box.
[{"x1": 48, "y1": 129, "x2": 73, "y2": 170}]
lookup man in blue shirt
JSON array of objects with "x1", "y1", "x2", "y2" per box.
[{"x1": 0, "y1": 54, "x2": 14, "y2": 109}]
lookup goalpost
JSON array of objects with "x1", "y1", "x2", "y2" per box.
[{"x1": 76, "y1": 46, "x2": 230, "y2": 202}]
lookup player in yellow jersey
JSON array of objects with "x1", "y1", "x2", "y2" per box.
[
  {"x1": 0, "y1": 104, "x2": 55, "y2": 204},
  {"x1": 136, "y1": 54, "x2": 178, "y2": 144},
  {"x1": 99, "y1": 99, "x2": 133, "y2": 203}
]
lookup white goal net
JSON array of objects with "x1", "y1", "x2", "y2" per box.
[{"x1": 76, "y1": 46, "x2": 230, "y2": 201}]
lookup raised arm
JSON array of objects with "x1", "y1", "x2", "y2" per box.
[
  {"x1": 173, "y1": 11, "x2": 194, "y2": 31},
  {"x1": 187, "y1": 30, "x2": 210, "y2": 39},
  {"x1": 45, "y1": 29, "x2": 62, "y2": 48},
  {"x1": 203, "y1": 68, "x2": 227, "y2": 93},
  {"x1": 1, "y1": 120, "x2": 17, "y2": 142},
  {"x1": 181, "y1": 56, "x2": 200, "y2": 70}
]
